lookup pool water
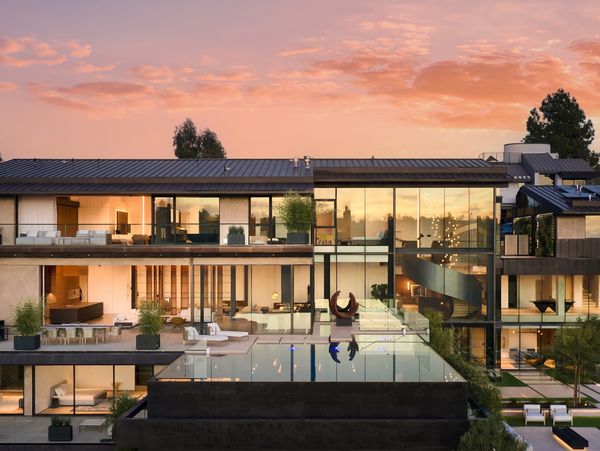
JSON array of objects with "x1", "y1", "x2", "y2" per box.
[{"x1": 156, "y1": 335, "x2": 464, "y2": 383}]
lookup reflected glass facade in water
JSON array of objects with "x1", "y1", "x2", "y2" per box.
[{"x1": 314, "y1": 186, "x2": 497, "y2": 367}]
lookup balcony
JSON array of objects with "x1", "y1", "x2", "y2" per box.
[{"x1": 0, "y1": 222, "x2": 314, "y2": 258}]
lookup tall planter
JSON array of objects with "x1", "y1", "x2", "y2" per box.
[
  {"x1": 287, "y1": 232, "x2": 309, "y2": 244},
  {"x1": 48, "y1": 425, "x2": 73, "y2": 442},
  {"x1": 14, "y1": 334, "x2": 41, "y2": 350},
  {"x1": 227, "y1": 233, "x2": 245, "y2": 245},
  {"x1": 136, "y1": 334, "x2": 161, "y2": 350}
]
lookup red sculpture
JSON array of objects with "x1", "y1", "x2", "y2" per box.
[{"x1": 329, "y1": 291, "x2": 359, "y2": 319}]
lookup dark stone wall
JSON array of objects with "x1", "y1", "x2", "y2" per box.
[
  {"x1": 117, "y1": 417, "x2": 470, "y2": 451},
  {"x1": 147, "y1": 381, "x2": 468, "y2": 420}
]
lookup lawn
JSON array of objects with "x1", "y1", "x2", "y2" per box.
[
  {"x1": 505, "y1": 416, "x2": 600, "y2": 427},
  {"x1": 495, "y1": 372, "x2": 528, "y2": 387},
  {"x1": 502, "y1": 397, "x2": 594, "y2": 409}
]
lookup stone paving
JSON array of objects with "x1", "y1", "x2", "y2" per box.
[
  {"x1": 0, "y1": 415, "x2": 109, "y2": 444},
  {"x1": 514, "y1": 426, "x2": 600, "y2": 451}
]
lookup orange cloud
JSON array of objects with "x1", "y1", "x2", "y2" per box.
[
  {"x1": 277, "y1": 47, "x2": 323, "y2": 57},
  {"x1": 0, "y1": 36, "x2": 93, "y2": 67},
  {"x1": 196, "y1": 69, "x2": 254, "y2": 81},
  {"x1": 568, "y1": 39, "x2": 600, "y2": 58},
  {"x1": 0, "y1": 82, "x2": 16, "y2": 91},
  {"x1": 131, "y1": 65, "x2": 176, "y2": 83},
  {"x1": 28, "y1": 81, "x2": 155, "y2": 114}
]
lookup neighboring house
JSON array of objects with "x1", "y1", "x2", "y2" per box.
[{"x1": 486, "y1": 144, "x2": 600, "y2": 369}]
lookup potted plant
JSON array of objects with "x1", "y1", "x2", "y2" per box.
[
  {"x1": 227, "y1": 225, "x2": 245, "y2": 245},
  {"x1": 276, "y1": 191, "x2": 314, "y2": 244},
  {"x1": 108, "y1": 393, "x2": 137, "y2": 440},
  {"x1": 48, "y1": 416, "x2": 72, "y2": 442},
  {"x1": 12, "y1": 298, "x2": 42, "y2": 350},
  {"x1": 136, "y1": 300, "x2": 162, "y2": 350}
]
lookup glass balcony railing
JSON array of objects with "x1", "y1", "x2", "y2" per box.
[{"x1": 0, "y1": 222, "x2": 314, "y2": 246}]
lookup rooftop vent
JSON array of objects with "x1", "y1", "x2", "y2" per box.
[
  {"x1": 303, "y1": 155, "x2": 310, "y2": 169},
  {"x1": 292, "y1": 157, "x2": 299, "y2": 168}
]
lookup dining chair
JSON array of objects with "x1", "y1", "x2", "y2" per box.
[
  {"x1": 65, "y1": 327, "x2": 80, "y2": 344},
  {"x1": 44, "y1": 327, "x2": 59, "y2": 345},
  {"x1": 82, "y1": 327, "x2": 96, "y2": 344},
  {"x1": 93, "y1": 327, "x2": 106, "y2": 343},
  {"x1": 106, "y1": 326, "x2": 121, "y2": 342}
]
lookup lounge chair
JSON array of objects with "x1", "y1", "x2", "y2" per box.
[
  {"x1": 523, "y1": 404, "x2": 545, "y2": 425},
  {"x1": 184, "y1": 326, "x2": 228, "y2": 344},
  {"x1": 550, "y1": 404, "x2": 573, "y2": 425},
  {"x1": 208, "y1": 322, "x2": 248, "y2": 339}
]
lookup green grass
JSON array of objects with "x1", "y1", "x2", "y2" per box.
[
  {"x1": 495, "y1": 372, "x2": 528, "y2": 387},
  {"x1": 505, "y1": 416, "x2": 600, "y2": 427},
  {"x1": 502, "y1": 397, "x2": 594, "y2": 409}
]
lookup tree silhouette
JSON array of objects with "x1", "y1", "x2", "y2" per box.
[
  {"x1": 172, "y1": 119, "x2": 226, "y2": 159},
  {"x1": 523, "y1": 89, "x2": 598, "y2": 167}
]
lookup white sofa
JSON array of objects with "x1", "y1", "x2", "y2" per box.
[
  {"x1": 208, "y1": 322, "x2": 248, "y2": 339},
  {"x1": 113, "y1": 309, "x2": 140, "y2": 327},
  {"x1": 62, "y1": 230, "x2": 111, "y2": 245},
  {"x1": 16, "y1": 230, "x2": 61, "y2": 245},
  {"x1": 184, "y1": 326, "x2": 228, "y2": 343}
]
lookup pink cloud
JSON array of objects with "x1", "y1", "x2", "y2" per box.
[
  {"x1": 196, "y1": 69, "x2": 254, "y2": 81},
  {"x1": 65, "y1": 40, "x2": 92, "y2": 58},
  {"x1": 131, "y1": 65, "x2": 176, "y2": 83},
  {"x1": 76, "y1": 62, "x2": 116, "y2": 73},
  {"x1": 0, "y1": 36, "x2": 93, "y2": 67},
  {"x1": 277, "y1": 47, "x2": 323, "y2": 57},
  {"x1": 0, "y1": 81, "x2": 16, "y2": 91}
]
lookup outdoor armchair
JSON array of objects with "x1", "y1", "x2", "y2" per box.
[
  {"x1": 523, "y1": 404, "x2": 545, "y2": 425},
  {"x1": 550, "y1": 404, "x2": 573, "y2": 425}
]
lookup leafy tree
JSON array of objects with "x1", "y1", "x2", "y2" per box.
[
  {"x1": 198, "y1": 128, "x2": 226, "y2": 158},
  {"x1": 458, "y1": 415, "x2": 527, "y2": 451},
  {"x1": 523, "y1": 89, "x2": 599, "y2": 167},
  {"x1": 551, "y1": 317, "x2": 600, "y2": 406},
  {"x1": 172, "y1": 119, "x2": 226, "y2": 159},
  {"x1": 173, "y1": 118, "x2": 199, "y2": 158}
]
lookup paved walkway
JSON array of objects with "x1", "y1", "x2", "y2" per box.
[
  {"x1": 0, "y1": 416, "x2": 109, "y2": 444},
  {"x1": 514, "y1": 426, "x2": 600, "y2": 450}
]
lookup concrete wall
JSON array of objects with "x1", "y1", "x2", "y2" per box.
[
  {"x1": 88, "y1": 265, "x2": 131, "y2": 314},
  {"x1": 557, "y1": 216, "x2": 586, "y2": 239},
  {"x1": 0, "y1": 197, "x2": 16, "y2": 245},
  {"x1": 0, "y1": 265, "x2": 40, "y2": 320}
]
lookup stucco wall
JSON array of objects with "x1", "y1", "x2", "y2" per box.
[{"x1": 0, "y1": 265, "x2": 40, "y2": 320}]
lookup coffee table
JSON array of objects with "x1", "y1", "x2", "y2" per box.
[{"x1": 78, "y1": 418, "x2": 107, "y2": 432}]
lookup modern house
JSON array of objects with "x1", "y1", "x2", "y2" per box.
[{"x1": 0, "y1": 147, "x2": 597, "y2": 430}]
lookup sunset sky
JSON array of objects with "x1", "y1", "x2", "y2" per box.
[{"x1": 2, "y1": 0, "x2": 600, "y2": 160}]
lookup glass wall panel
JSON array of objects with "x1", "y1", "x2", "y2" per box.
[
  {"x1": 365, "y1": 188, "x2": 393, "y2": 246},
  {"x1": 470, "y1": 188, "x2": 493, "y2": 248},
  {"x1": 176, "y1": 197, "x2": 219, "y2": 244},
  {"x1": 419, "y1": 188, "x2": 444, "y2": 248},
  {"x1": 336, "y1": 188, "x2": 365, "y2": 245},
  {"x1": 0, "y1": 366, "x2": 23, "y2": 414},
  {"x1": 35, "y1": 366, "x2": 74, "y2": 414},
  {"x1": 395, "y1": 188, "x2": 418, "y2": 247},
  {"x1": 316, "y1": 200, "x2": 335, "y2": 245},
  {"x1": 396, "y1": 252, "x2": 489, "y2": 321},
  {"x1": 154, "y1": 197, "x2": 173, "y2": 243},
  {"x1": 315, "y1": 187, "x2": 336, "y2": 199},
  {"x1": 271, "y1": 196, "x2": 288, "y2": 241},
  {"x1": 250, "y1": 197, "x2": 270, "y2": 244},
  {"x1": 444, "y1": 188, "x2": 469, "y2": 248}
]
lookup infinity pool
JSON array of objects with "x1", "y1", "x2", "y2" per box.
[{"x1": 156, "y1": 335, "x2": 464, "y2": 383}]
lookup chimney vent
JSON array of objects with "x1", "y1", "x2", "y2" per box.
[{"x1": 304, "y1": 155, "x2": 310, "y2": 169}]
